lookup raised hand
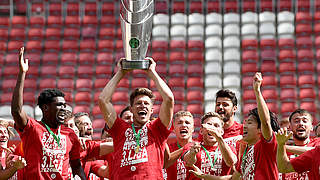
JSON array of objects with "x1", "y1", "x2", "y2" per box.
[
  {"x1": 202, "y1": 124, "x2": 222, "y2": 139},
  {"x1": 6, "y1": 155, "x2": 27, "y2": 170},
  {"x1": 145, "y1": 57, "x2": 156, "y2": 74},
  {"x1": 117, "y1": 58, "x2": 132, "y2": 74},
  {"x1": 276, "y1": 128, "x2": 293, "y2": 146},
  {"x1": 189, "y1": 165, "x2": 205, "y2": 179},
  {"x1": 253, "y1": 72, "x2": 262, "y2": 92},
  {"x1": 190, "y1": 142, "x2": 201, "y2": 155},
  {"x1": 19, "y1": 47, "x2": 28, "y2": 73}
]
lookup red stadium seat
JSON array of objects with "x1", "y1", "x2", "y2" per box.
[
  {"x1": 131, "y1": 78, "x2": 149, "y2": 89},
  {"x1": 298, "y1": 74, "x2": 315, "y2": 87},
  {"x1": 49, "y1": 3, "x2": 62, "y2": 16},
  {"x1": 296, "y1": 37, "x2": 313, "y2": 49},
  {"x1": 1, "y1": 79, "x2": 17, "y2": 92},
  {"x1": 224, "y1": 0, "x2": 238, "y2": 12},
  {"x1": 187, "y1": 77, "x2": 203, "y2": 90},
  {"x1": 280, "y1": 75, "x2": 297, "y2": 87},
  {"x1": 280, "y1": 88, "x2": 297, "y2": 102},
  {"x1": 188, "y1": 51, "x2": 204, "y2": 63},
  {"x1": 169, "y1": 77, "x2": 185, "y2": 90},
  {"x1": 41, "y1": 65, "x2": 57, "y2": 77},
  {"x1": 63, "y1": 28, "x2": 80, "y2": 40},
  {"x1": 152, "y1": 52, "x2": 168, "y2": 64},
  {"x1": 260, "y1": 39, "x2": 276, "y2": 50},
  {"x1": 242, "y1": 63, "x2": 258, "y2": 75},
  {"x1": 279, "y1": 62, "x2": 296, "y2": 74},
  {"x1": 297, "y1": 61, "x2": 314, "y2": 73},
  {"x1": 58, "y1": 65, "x2": 75, "y2": 78},
  {"x1": 92, "y1": 119, "x2": 105, "y2": 129},
  {"x1": 187, "y1": 104, "x2": 203, "y2": 115},
  {"x1": 92, "y1": 105, "x2": 102, "y2": 118},
  {"x1": 99, "y1": 27, "x2": 115, "y2": 39},
  {"x1": 266, "y1": 102, "x2": 278, "y2": 114},
  {"x1": 262, "y1": 89, "x2": 278, "y2": 101},
  {"x1": 278, "y1": 38, "x2": 295, "y2": 50},
  {"x1": 152, "y1": 40, "x2": 168, "y2": 51},
  {"x1": 188, "y1": 40, "x2": 204, "y2": 51},
  {"x1": 26, "y1": 65, "x2": 40, "y2": 78},
  {"x1": 242, "y1": 50, "x2": 258, "y2": 62},
  {"x1": 281, "y1": 102, "x2": 297, "y2": 116},
  {"x1": 98, "y1": 40, "x2": 114, "y2": 51},
  {"x1": 260, "y1": 49, "x2": 276, "y2": 61},
  {"x1": 190, "y1": 0, "x2": 203, "y2": 13},
  {"x1": 5, "y1": 53, "x2": 19, "y2": 65},
  {"x1": 82, "y1": 16, "x2": 98, "y2": 26},
  {"x1": 102, "y1": 2, "x2": 115, "y2": 15},
  {"x1": 261, "y1": 60, "x2": 276, "y2": 74},
  {"x1": 44, "y1": 40, "x2": 60, "y2": 52},
  {"x1": 207, "y1": 1, "x2": 221, "y2": 13},
  {"x1": 47, "y1": 16, "x2": 62, "y2": 27},
  {"x1": 260, "y1": 0, "x2": 273, "y2": 11},
  {"x1": 9, "y1": 28, "x2": 25, "y2": 40},
  {"x1": 243, "y1": 103, "x2": 257, "y2": 116},
  {"x1": 278, "y1": 0, "x2": 293, "y2": 11},
  {"x1": 172, "y1": 1, "x2": 185, "y2": 13},
  {"x1": 67, "y1": 2, "x2": 79, "y2": 16},
  {"x1": 169, "y1": 64, "x2": 185, "y2": 77},
  {"x1": 296, "y1": 24, "x2": 312, "y2": 37},
  {"x1": 57, "y1": 79, "x2": 74, "y2": 92},
  {"x1": 242, "y1": 39, "x2": 258, "y2": 50},
  {"x1": 26, "y1": 41, "x2": 42, "y2": 52},
  {"x1": 73, "y1": 106, "x2": 90, "y2": 114},
  {"x1": 300, "y1": 102, "x2": 316, "y2": 113},
  {"x1": 262, "y1": 75, "x2": 277, "y2": 87},
  {"x1": 64, "y1": 16, "x2": 80, "y2": 27},
  {"x1": 11, "y1": 16, "x2": 27, "y2": 28},
  {"x1": 28, "y1": 28, "x2": 43, "y2": 40},
  {"x1": 7, "y1": 41, "x2": 24, "y2": 53},
  {"x1": 2, "y1": 66, "x2": 19, "y2": 78},
  {"x1": 187, "y1": 64, "x2": 203, "y2": 77},
  {"x1": 42, "y1": 52, "x2": 59, "y2": 64},
  {"x1": 77, "y1": 65, "x2": 94, "y2": 78},
  {"x1": 112, "y1": 91, "x2": 129, "y2": 104},
  {"x1": 94, "y1": 78, "x2": 108, "y2": 90},
  {"x1": 241, "y1": 76, "x2": 252, "y2": 89},
  {"x1": 173, "y1": 90, "x2": 185, "y2": 102},
  {"x1": 39, "y1": 78, "x2": 57, "y2": 90},
  {"x1": 297, "y1": 49, "x2": 313, "y2": 61},
  {"x1": 278, "y1": 49, "x2": 296, "y2": 62},
  {"x1": 84, "y1": 2, "x2": 97, "y2": 16},
  {"x1": 62, "y1": 40, "x2": 78, "y2": 52},
  {"x1": 60, "y1": 52, "x2": 77, "y2": 65},
  {"x1": 169, "y1": 51, "x2": 185, "y2": 64},
  {"x1": 299, "y1": 88, "x2": 316, "y2": 100},
  {"x1": 80, "y1": 40, "x2": 96, "y2": 52},
  {"x1": 76, "y1": 79, "x2": 93, "y2": 91},
  {"x1": 100, "y1": 15, "x2": 117, "y2": 27},
  {"x1": 155, "y1": 64, "x2": 167, "y2": 77},
  {"x1": 242, "y1": 0, "x2": 256, "y2": 12},
  {"x1": 78, "y1": 52, "x2": 95, "y2": 65},
  {"x1": 187, "y1": 90, "x2": 203, "y2": 103},
  {"x1": 170, "y1": 40, "x2": 186, "y2": 51},
  {"x1": 95, "y1": 65, "x2": 113, "y2": 78},
  {"x1": 96, "y1": 52, "x2": 113, "y2": 64},
  {"x1": 74, "y1": 92, "x2": 91, "y2": 104},
  {"x1": 243, "y1": 89, "x2": 255, "y2": 102}
]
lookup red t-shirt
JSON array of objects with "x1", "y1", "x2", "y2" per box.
[
  {"x1": 223, "y1": 121, "x2": 243, "y2": 149},
  {"x1": 184, "y1": 143, "x2": 236, "y2": 180},
  {"x1": 236, "y1": 133, "x2": 278, "y2": 180},
  {"x1": 108, "y1": 117, "x2": 171, "y2": 180},
  {"x1": 166, "y1": 142, "x2": 189, "y2": 180},
  {"x1": 15, "y1": 117, "x2": 81, "y2": 180},
  {"x1": 280, "y1": 138, "x2": 320, "y2": 180},
  {"x1": 80, "y1": 140, "x2": 103, "y2": 179}
]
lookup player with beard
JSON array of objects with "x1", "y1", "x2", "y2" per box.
[
  {"x1": 74, "y1": 112, "x2": 94, "y2": 139},
  {"x1": 189, "y1": 72, "x2": 280, "y2": 180},
  {"x1": 183, "y1": 112, "x2": 237, "y2": 179},
  {"x1": 214, "y1": 90, "x2": 243, "y2": 148},
  {"x1": 98, "y1": 58, "x2": 174, "y2": 179},
  {"x1": 11, "y1": 47, "x2": 86, "y2": 179},
  {"x1": 279, "y1": 109, "x2": 320, "y2": 180},
  {"x1": 276, "y1": 128, "x2": 320, "y2": 180},
  {"x1": 165, "y1": 111, "x2": 195, "y2": 180}
]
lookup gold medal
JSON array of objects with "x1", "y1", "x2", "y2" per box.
[{"x1": 135, "y1": 144, "x2": 140, "y2": 153}]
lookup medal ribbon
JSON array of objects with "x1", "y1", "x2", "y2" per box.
[
  {"x1": 42, "y1": 121, "x2": 61, "y2": 147},
  {"x1": 132, "y1": 123, "x2": 142, "y2": 152},
  {"x1": 177, "y1": 142, "x2": 182, "y2": 149},
  {"x1": 200, "y1": 144, "x2": 218, "y2": 170},
  {"x1": 241, "y1": 145, "x2": 249, "y2": 174}
]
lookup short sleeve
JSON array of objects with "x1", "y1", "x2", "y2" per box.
[
  {"x1": 260, "y1": 132, "x2": 277, "y2": 152},
  {"x1": 108, "y1": 117, "x2": 127, "y2": 137},
  {"x1": 14, "y1": 117, "x2": 34, "y2": 135},
  {"x1": 290, "y1": 147, "x2": 316, "y2": 173},
  {"x1": 149, "y1": 118, "x2": 172, "y2": 144},
  {"x1": 69, "y1": 131, "x2": 81, "y2": 160}
]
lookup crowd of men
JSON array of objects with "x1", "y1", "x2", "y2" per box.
[{"x1": 0, "y1": 47, "x2": 320, "y2": 180}]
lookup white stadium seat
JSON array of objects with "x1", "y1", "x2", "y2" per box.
[
  {"x1": 241, "y1": 12, "x2": 258, "y2": 24},
  {"x1": 205, "y1": 36, "x2": 222, "y2": 49},
  {"x1": 205, "y1": 49, "x2": 222, "y2": 62},
  {"x1": 241, "y1": 24, "x2": 258, "y2": 39},
  {"x1": 277, "y1": 11, "x2": 295, "y2": 23},
  {"x1": 171, "y1": 13, "x2": 187, "y2": 25},
  {"x1": 224, "y1": 13, "x2": 240, "y2": 24},
  {"x1": 153, "y1": 13, "x2": 169, "y2": 26},
  {"x1": 224, "y1": 24, "x2": 240, "y2": 36},
  {"x1": 206, "y1": 24, "x2": 222, "y2": 37},
  {"x1": 189, "y1": 13, "x2": 205, "y2": 25},
  {"x1": 206, "y1": 13, "x2": 222, "y2": 25},
  {"x1": 259, "y1": 11, "x2": 276, "y2": 23}
]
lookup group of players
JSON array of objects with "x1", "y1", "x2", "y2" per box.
[{"x1": 0, "y1": 47, "x2": 319, "y2": 180}]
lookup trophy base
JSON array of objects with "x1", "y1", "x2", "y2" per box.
[{"x1": 122, "y1": 59, "x2": 150, "y2": 70}]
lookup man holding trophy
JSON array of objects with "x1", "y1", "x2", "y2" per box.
[{"x1": 98, "y1": 0, "x2": 175, "y2": 179}]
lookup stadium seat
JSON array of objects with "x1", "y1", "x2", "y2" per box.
[
  {"x1": 300, "y1": 102, "x2": 316, "y2": 114},
  {"x1": 260, "y1": 0, "x2": 273, "y2": 11},
  {"x1": 47, "y1": 16, "x2": 62, "y2": 27},
  {"x1": 63, "y1": 28, "x2": 80, "y2": 40},
  {"x1": 298, "y1": 75, "x2": 315, "y2": 87},
  {"x1": 58, "y1": 65, "x2": 75, "y2": 78},
  {"x1": 74, "y1": 92, "x2": 91, "y2": 105},
  {"x1": 241, "y1": 24, "x2": 258, "y2": 39},
  {"x1": 262, "y1": 75, "x2": 277, "y2": 87},
  {"x1": 261, "y1": 60, "x2": 276, "y2": 74},
  {"x1": 187, "y1": 64, "x2": 203, "y2": 77},
  {"x1": 29, "y1": 16, "x2": 45, "y2": 27},
  {"x1": 65, "y1": 16, "x2": 80, "y2": 27},
  {"x1": 261, "y1": 49, "x2": 276, "y2": 61},
  {"x1": 205, "y1": 61, "x2": 221, "y2": 75},
  {"x1": 11, "y1": 16, "x2": 27, "y2": 28},
  {"x1": 172, "y1": 1, "x2": 185, "y2": 13},
  {"x1": 45, "y1": 28, "x2": 61, "y2": 40},
  {"x1": 297, "y1": 62, "x2": 314, "y2": 74},
  {"x1": 170, "y1": 25, "x2": 187, "y2": 39},
  {"x1": 188, "y1": 40, "x2": 204, "y2": 51},
  {"x1": 112, "y1": 91, "x2": 129, "y2": 104},
  {"x1": 73, "y1": 106, "x2": 90, "y2": 114},
  {"x1": 223, "y1": 13, "x2": 240, "y2": 24},
  {"x1": 76, "y1": 79, "x2": 93, "y2": 91},
  {"x1": 281, "y1": 102, "x2": 297, "y2": 116},
  {"x1": 279, "y1": 62, "x2": 296, "y2": 74},
  {"x1": 153, "y1": 13, "x2": 169, "y2": 26},
  {"x1": 48, "y1": 2, "x2": 62, "y2": 16},
  {"x1": 28, "y1": 28, "x2": 43, "y2": 40},
  {"x1": 39, "y1": 78, "x2": 56, "y2": 90},
  {"x1": 169, "y1": 51, "x2": 185, "y2": 64},
  {"x1": 206, "y1": 24, "x2": 222, "y2": 37},
  {"x1": 205, "y1": 74, "x2": 222, "y2": 88},
  {"x1": 41, "y1": 65, "x2": 57, "y2": 77},
  {"x1": 131, "y1": 78, "x2": 149, "y2": 89},
  {"x1": 242, "y1": 50, "x2": 258, "y2": 62},
  {"x1": 188, "y1": 25, "x2": 204, "y2": 39},
  {"x1": 241, "y1": 62, "x2": 258, "y2": 75},
  {"x1": 297, "y1": 49, "x2": 314, "y2": 61},
  {"x1": 169, "y1": 64, "x2": 185, "y2": 77},
  {"x1": 62, "y1": 40, "x2": 78, "y2": 52},
  {"x1": 223, "y1": 61, "x2": 240, "y2": 74},
  {"x1": 188, "y1": 51, "x2": 204, "y2": 63},
  {"x1": 259, "y1": 12, "x2": 275, "y2": 23},
  {"x1": 189, "y1": 13, "x2": 204, "y2": 25},
  {"x1": 277, "y1": 11, "x2": 294, "y2": 23},
  {"x1": 278, "y1": 49, "x2": 296, "y2": 62},
  {"x1": 224, "y1": 49, "x2": 240, "y2": 62},
  {"x1": 259, "y1": 23, "x2": 276, "y2": 39},
  {"x1": 278, "y1": 38, "x2": 295, "y2": 49},
  {"x1": 260, "y1": 39, "x2": 276, "y2": 49},
  {"x1": 296, "y1": 24, "x2": 312, "y2": 37},
  {"x1": 223, "y1": 75, "x2": 241, "y2": 88},
  {"x1": 243, "y1": 89, "x2": 256, "y2": 102},
  {"x1": 242, "y1": 12, "x2": 258, "y2": 24},
  {"x1": 299, "y1": 88, "x2": 316, "y2": 100},
  {"x1": 295, "y1": 12, "x2": 312, "y2": 24},
  {"x1": 206, "y1": 12, "x2": 222, "y2": 24},
  {"x1": 242, "y1": 0, "x2": 256, "y2": 12},
  {"x1": 241, "y1": 39, "x2": 258, "y2": 50},
  {"x1": 57, "y1": 79, "x2": 74, "y2": 92},
  {"x1": 224, "y1": 24, "x2": 240, "y2": 37},
  {"x1": 61, "y1": 52, "x2": 78, "y2": 65},
  {"x1": 223, "y1": 36, "x2": 240, "y2": 49},
  {"x1": 280, "y1": 88, "x2": 297, "y2": 102},
  {"x1": 206, "y1": 49, "x2": 222, "y2": 62},
  {"x1": 205, "y1": 37, "x2": 222, "y2": 49},
  {"x1": 262, "y1": 89, "x2": 278, "y2": 101},
  {"x1": 152, "y1": 40, "x2": 168, "y2": 51}
]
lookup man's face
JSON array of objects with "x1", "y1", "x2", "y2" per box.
[
  {"x1": 121, "y1": 110, "x2": 133, "y2": 123},
  {"x1": 130, "y1": 95, "x2": 153, "y2": 126},
  {"x1": 174, "y1": 116, "x2": 194, "y2": 141},
  {"x1": 290, "y1": 113, "x2": 313, "y2": 141},
  {"x1": 242, "y1": 115, "x2": 260, "y2": 144},
  {"x1": 215, "y1": 97, "x2": 237, "y2": 123},
  {"x1": 46, "y1": 97, "x2": 68, "y2": 125},
  {"x1": 66, "y1": 117, "x2": 80, "y2": 137},
  {"x1": 0, "y1": 125, "x2": 9, "y2": 148},
  {"x1": 200, "y1": 117, "x2": 223, "y2": 144},
  {"x1": 78, "y1": 116, "x2": 93, "y2": 138}
]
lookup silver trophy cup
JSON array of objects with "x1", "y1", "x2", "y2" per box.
[{"x1": 120, "y1": 0, "x2": 154, "y2": 69}]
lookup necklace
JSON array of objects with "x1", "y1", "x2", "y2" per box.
[
  {"x1": 42, "y1": 121, "x2": 61, "y2": 147},
  {"x1": 200, "y1": 144, "x2": 219, "y2": 170},
  {"x1": 132, "y1": 123, "x2": 143, "y2": 153}
]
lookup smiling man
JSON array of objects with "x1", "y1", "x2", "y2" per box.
[
  {"x1": 183, "y1": 112, "x2": 237, "y2": 179},
  {"x1": 214, "y1": 89, "x2": 242, "y2": 148},
  {"x1": 98, "y1": 58, "x2": 174, "y2": 179},
  {"x1": 165, "y1": 111, "x2": 195, "y2": 180},
  {"x1": 279, "y1": 109, "x2": 320, "y2": 180},
  {"x1": 11, "y1": 47, "x2": 85, "y2": 179},
  {"x1": 74, "y1": 112, "x2": 94, "y2": 139}
]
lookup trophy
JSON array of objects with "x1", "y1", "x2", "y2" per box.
[{"x1": 120, "y1": 0, "x2": 154, "y2": 69}]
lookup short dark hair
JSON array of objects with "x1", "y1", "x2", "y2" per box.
[
  {"x1": 129, "y1": 88, "x2": 155, "y2": 106},
  {"x1": 74, "y1": 112, "x2": 90, "y2": 127},
  {"x1": 248, "y1": 108, "x2": 280, "y2": 132},
  {"x1": 201, "y1": 112, "x2": 223, "y2": 125},
  {"x1": 120, "y1": 106, "x2": 130, "y2": 118},
  {"x1": 289, "y1": 109, "x2": 313, "y2": 123},
  {"x1": 37, "y1": 89, "x2": 65, "y2": 108},
  {"x1": 215, "y1": 89, "x2": 237, "y2": 106}
]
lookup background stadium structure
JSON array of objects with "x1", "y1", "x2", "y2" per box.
[{"x1": 0, "y1": 0, "x2": 320, "y2": 139}]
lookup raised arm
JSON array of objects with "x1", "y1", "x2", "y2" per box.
[
  {"x1": 98, "y1": 59, "x2": 130, "y2": 129},
  {"x1": 203, "y1": 124, "x2": 237, "y2": 167},
  {"x1": 146, "y1": 58, "x2": 174, "y2": 127},
  {"x1": 276, "y1": 128, "x2": 295, "y2": 173},
  {"x1": 11, "y1": 47, "x2": 29, "y2": 131},
  {"x1": 253, "y1": 72, "x2": 272, "y2": 141},
  {"x1": 286, "y1": 145, "x2": 315, "y2": 155}
]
